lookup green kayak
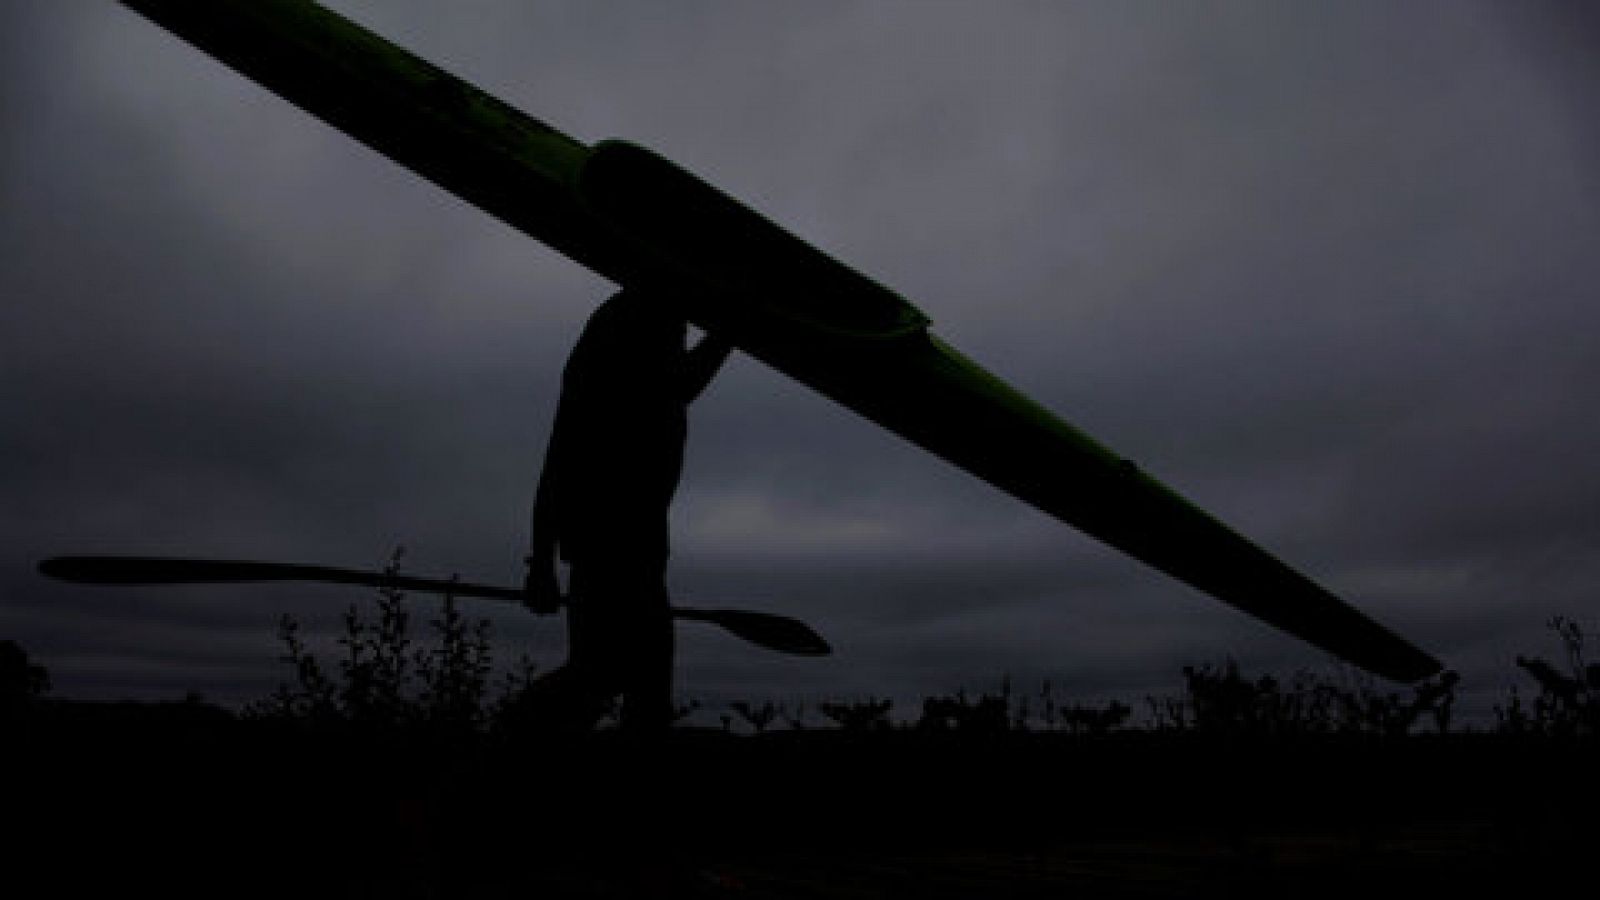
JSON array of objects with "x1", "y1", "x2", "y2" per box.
[{"x1": 116, "y1": 0, "x2": 1441, "y2": 681}]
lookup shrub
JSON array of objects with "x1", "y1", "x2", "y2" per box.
[
  {"x1": 818, "y1": 698, "x2": 894, "y2": 732},
  {"x1": 245, "y1": 551, "x2": 532, "y2": 734},
  {"x1": 1145, "y1": 660, "x2": 1458, "y2": 738},
  {"x1": 1500, "y1": 616, "x2": 1596, "y2": 737}
]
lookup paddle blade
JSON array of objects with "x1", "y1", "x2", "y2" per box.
[
  {"x1": 40, "y1": 556, "x2": 299, "y2": 585},
  {"x1": 38, "y1": 555, "x2": 528, "y2": 602},
  {"x1": 678, "y1": 608, "x2": 832, "y2": 657}
]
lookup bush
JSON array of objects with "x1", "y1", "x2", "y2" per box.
[
  {"x1": 1145, "y1": 660, "x2": 1458, "y2": 738},
  {"x1": 1498, "y1": 616, "x2": 1597, "y2": 737},
  {"x1": 244, "y1": 551, "x2": 534, "y2": 734}
]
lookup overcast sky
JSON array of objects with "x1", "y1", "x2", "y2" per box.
[{"x1": 4, "y1": 1, "x2": 1597, "y2": 720}]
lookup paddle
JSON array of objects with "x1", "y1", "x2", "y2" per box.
[{"x1": 38, "y1": 555, "x2": 831, "y2": 657}]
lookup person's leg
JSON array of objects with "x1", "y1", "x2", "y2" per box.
[
  {"x1": 505, "y1": 589, "x2": 620, "y2": 732},
  {"x1": 618, "y1": 586, "x2": 674, "y2": 731},
  {"x1": 505, "y1": 663, "x2": 611, "y2": 732},
  {"x1": 510, "y1": 565, "x2": 672, "y2": 732}
]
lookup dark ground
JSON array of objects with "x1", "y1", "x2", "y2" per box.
[{"x1": 10, "y1": 701, "x2": 1594, "y2": 899}]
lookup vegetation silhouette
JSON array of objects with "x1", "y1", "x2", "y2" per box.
[
  {"x1": 1497, "y1": 616, "x2": 1598, "y2": 737},
  {"x1": 222, "y1": 602, "x2": 1600, "y2": 747},
  {"x1": 245, "y1": 548, "x2": 522, "y2": 737},
  {"x1": 0, "y1": 639, "x2": 50, "y2": 715},
  {"x1": 8, "y1": 614, "x2": 1598, "y2": 897}
]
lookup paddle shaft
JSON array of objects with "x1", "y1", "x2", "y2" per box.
[{"x1": 38, "y1": 556, "x2": 831, "y2": 656}]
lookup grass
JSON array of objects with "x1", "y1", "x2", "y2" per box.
[{"x1": 5, "y1": 593, "x2": 1596, "y2": 898}]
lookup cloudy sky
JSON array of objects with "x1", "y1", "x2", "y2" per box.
[{"x1": 3, "y1": 1, "x2": 1597, "y2": 719}]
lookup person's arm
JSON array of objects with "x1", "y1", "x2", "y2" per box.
[
  {"x1": 524, "y1": 414, "x2": 568, "y2": 614},
  {"x1": 681, "y1": 331, "x2": 734, "y2": 404}
]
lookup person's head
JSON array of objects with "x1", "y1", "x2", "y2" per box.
[
  {"x1": 596, "y1": 290, "x2": 685, "y2": 344},
  {"x1": 569, "y1": 290, "x2": 687, "y2": 375}
]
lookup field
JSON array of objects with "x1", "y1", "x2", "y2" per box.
[
  {"x1": 7, "y1": 608, "x2": 1595, "y2": 898},
  {"x1": 11, "y1": 692, "x2": 1596, "y2": 898}
]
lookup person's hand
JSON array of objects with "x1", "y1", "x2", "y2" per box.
[{"x1": 523, "y1": 562, "x2": 562, "y2": 615}]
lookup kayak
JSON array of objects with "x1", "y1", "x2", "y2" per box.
[{"x1": 116, "y1": 0, "x2": 1441, "y2": 681}]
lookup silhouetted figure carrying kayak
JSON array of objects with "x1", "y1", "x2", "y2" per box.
[{"x1": 520, "y1": 290, "x2": 731, "y2": 731}]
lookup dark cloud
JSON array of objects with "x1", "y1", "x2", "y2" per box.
[{"x1": 4, "y1": 1, "x2": 1596, "y2": 719}]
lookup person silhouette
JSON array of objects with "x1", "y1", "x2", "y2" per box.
[{"x1": 519, "y1": 289, "x2": 732, "y2": 731}]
